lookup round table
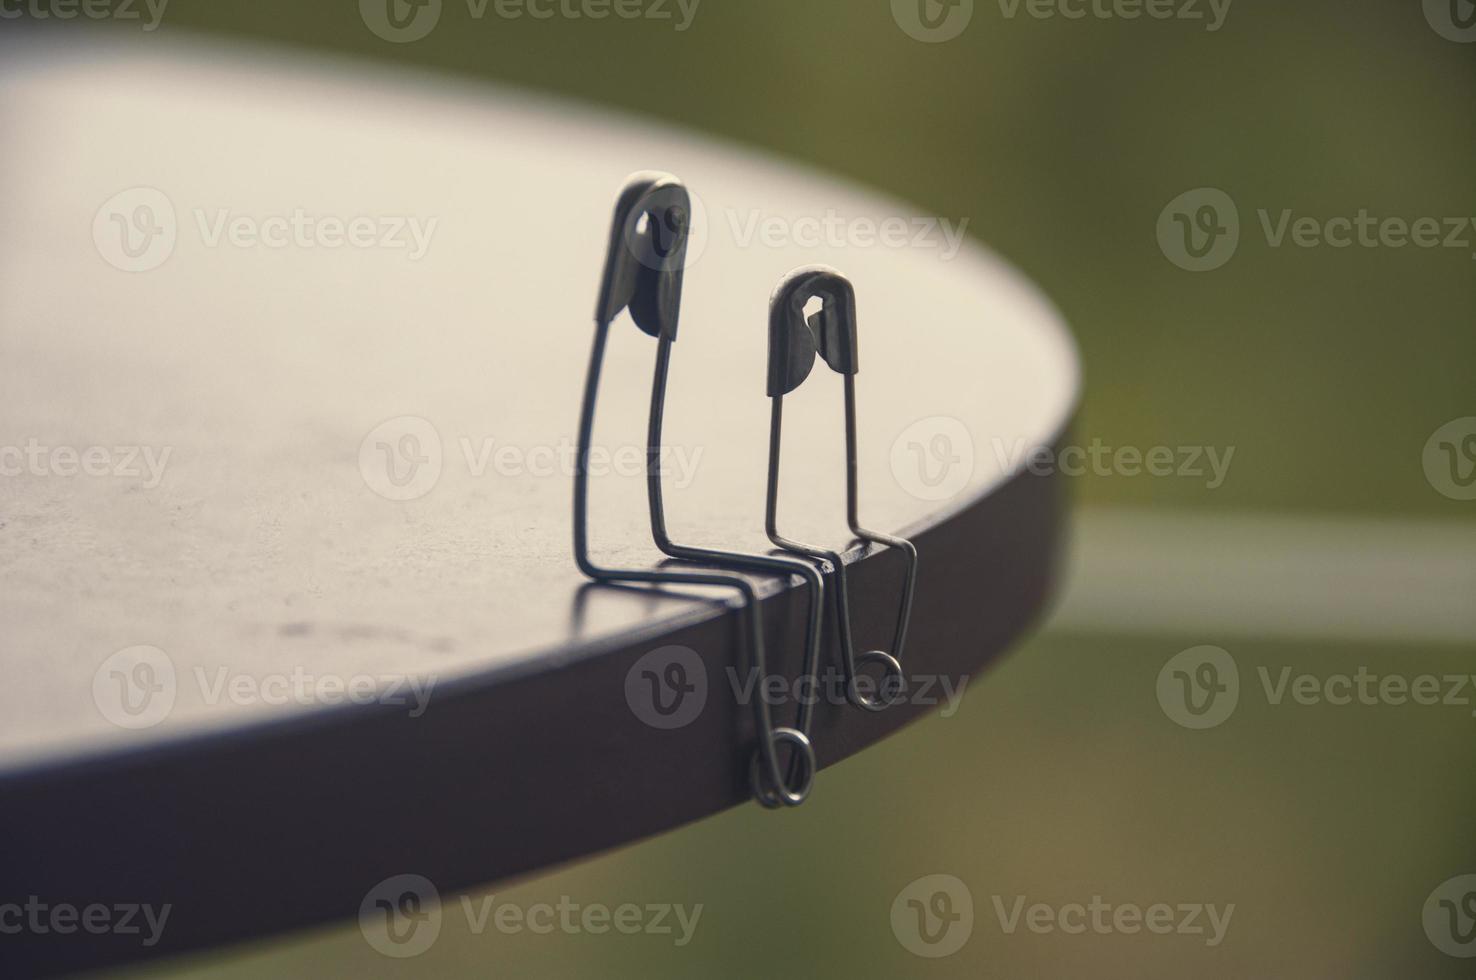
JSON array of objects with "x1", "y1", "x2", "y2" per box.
[{"x1": 0, "y1": 30, "x2": 1079, "y2": 976}]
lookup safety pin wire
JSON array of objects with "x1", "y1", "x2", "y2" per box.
[
  {"x1": 645, "y1": 335, "x2": 826, "y2": 808},
  {"x1": 575, "y1": 174, "x2": 824, "y2": 808},
  {"x1": 575, "y1": 317, "x2": 808, "y2": 807},
  {"x1": 763, "y1": 269, "x2": 918, "y2": 710},
  {"x1": 843, "y1": 373, "x2": 919, "y2": 663},
  {"x1": 767, "y1": 395, "x2": 903, "y2": 711}
]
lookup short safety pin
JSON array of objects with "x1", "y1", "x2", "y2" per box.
[{"x1": 764, "y1": 266, "x2": 919, "y2": 711}]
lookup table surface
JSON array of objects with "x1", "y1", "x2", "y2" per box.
[
  {"x1": 0, "y1": 30, "x2": 1078, "y2": 975},
  {"x1": 0, "y1": 34, "x2": 1076, "y2": 768}
]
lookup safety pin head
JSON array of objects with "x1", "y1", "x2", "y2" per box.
[
  {"x1": 595, "y1": 172, "x2": 691, "y2": 341},
  {"x1": 767, "y1": 265, "x2": 859, "y2": 397}
]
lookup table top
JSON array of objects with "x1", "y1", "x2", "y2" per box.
[
  {"x1": 0, "y1": 29, "x2": 1078, "y2": 975},
  {"x1": 0, "y1": 34, "x2": 1076, "y2": 768}
]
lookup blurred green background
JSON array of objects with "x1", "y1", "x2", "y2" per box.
[{"x1": 64, "y1": 0, "x2": 1473, "y2": 976}]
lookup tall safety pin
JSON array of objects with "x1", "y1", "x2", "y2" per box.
[
  {"x1": 574, "y1": 173, "x2": 823, "y2": 808},
  {"x1": 765, "y1": 266, "x2": 918, "y2": 711}
]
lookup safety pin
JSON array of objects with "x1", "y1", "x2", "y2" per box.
[
  {"x1": 765, "y1": 266, "x2": 918, "y2": 711},
  {"x1": 575, "y1": 173, "x2": 822, "y2": 808}
]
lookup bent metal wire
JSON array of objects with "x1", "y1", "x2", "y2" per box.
[
  {"x1": 573, "y1": 173, "x2": 822, "y2": 808},
  {"x1": 765, "y1": 266, "x2": 918, "y2": 711}
]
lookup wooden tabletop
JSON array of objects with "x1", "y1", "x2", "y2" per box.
[{"x1": 0, "y1": 31, "x2": 1079, "y2": 975}]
